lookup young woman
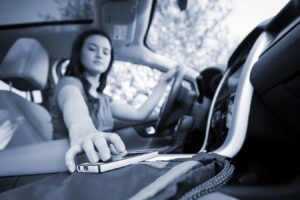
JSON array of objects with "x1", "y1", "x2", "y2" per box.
[{"x1": 51, "y1": 30, "x2": 177, "y2": 172}]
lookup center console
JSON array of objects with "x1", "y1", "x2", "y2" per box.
[{"x1": 200, "y1": 32, "x2": 273, "y2": 158}]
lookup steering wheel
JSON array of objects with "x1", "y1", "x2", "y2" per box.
[{"x1": 155, "y1": 66, "x2": 185, "y2": 134}]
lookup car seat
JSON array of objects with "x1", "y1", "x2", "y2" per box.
[{"x1": 0, "y1": 38, "x2": 53, "y2": 148}]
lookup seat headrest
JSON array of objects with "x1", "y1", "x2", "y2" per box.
[{"x1": 0, "y1": 38, "x2": 49, "y2": 91}]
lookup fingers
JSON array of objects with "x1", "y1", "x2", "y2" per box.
[
  {"x1": 65, "y1": 132, "x2": 126, "y2": 173},
  {"x1": 105, "y1": 133, "x2": 126, "y2": 153},
  {"x1": 169, "y1": 67, "x2": 179, "y2": 76},
  {"x1": 111, "y1": 149, "x2": 128, "y2": 161},
  {"x1": 93, "y1": 136, "x2": 111, "y2": 161},
  {"x1": 160, "y1": 67, "x2": 178, "y2": 83},
  {"x1": 82, "y1": 139, "x2": 99, "y2": 163},
  {"x1": 109, "y1": 144, "x2": 119, "y2": 155},
  {"x1": 65, "y1": 145, "x2": 82, "y2": 173}
]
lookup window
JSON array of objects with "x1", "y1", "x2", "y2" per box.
[
  {"x1": 147, "y1": 0, "x2": 288, "y2": 71},
  {"x1": 104, "y1": 61, "x2": 169, "y2": 114},
  {"x1": 147, "y1": 0, "x2": 236, "y2": 71}
]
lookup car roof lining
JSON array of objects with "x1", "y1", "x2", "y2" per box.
[{"x1": 0, "y1": 0, "x2": 167, "y2": 67}]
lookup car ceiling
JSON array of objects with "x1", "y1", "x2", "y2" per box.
[{"x1": 0, "y1": 0, "x2": 176, "y2": 69}]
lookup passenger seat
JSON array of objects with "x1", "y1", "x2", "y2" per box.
[{"x1": 0, "y1": 38, "x2": 53, "y2": 148}]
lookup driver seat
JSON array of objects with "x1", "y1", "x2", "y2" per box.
[{"x1": 0, "y1": 38, "x2": 53, "y2": 148}]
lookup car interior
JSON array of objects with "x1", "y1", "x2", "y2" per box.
[{"x1": 0, "y1": 0, "x2": 299, "y2": 199}]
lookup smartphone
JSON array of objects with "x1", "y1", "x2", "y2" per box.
[{"x1": 77, "y1": 150, "x2": 158, "y2": 173}]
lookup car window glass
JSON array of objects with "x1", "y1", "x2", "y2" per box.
[
  {"x1": 147, "y1": 0, "x2": 288, "y2": 72},
  {"x1": 104, "y1": 61, "x2": 169, "y2": 115}
]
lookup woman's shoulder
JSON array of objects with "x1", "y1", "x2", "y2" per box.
[
  {"x1": 53, "y1": 76, "x2": 85, "y2": 100},
  {"x1": 56, "y1": 76, "x2": 85, "y2": 91},
  {"x1": 58, "y1": 76, "x2": 82, "y2": 87}
]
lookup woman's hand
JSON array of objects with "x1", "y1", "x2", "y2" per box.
[
  {"x1": 65, "y1": 130, "x2": 126, "y2": 173},
  {"x1": 159, "y1": 66, "x2": 179, "y2": 85}
]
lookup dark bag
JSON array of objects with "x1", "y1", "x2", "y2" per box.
[{"x1": 0, "y1": 153, "x2": 234, "y2": 200}]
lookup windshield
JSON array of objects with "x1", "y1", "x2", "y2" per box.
[
  {"x1": 147, "y1": 0, "x2": 289, "y2": 71},
  {"x1": 0, "y1": 0, "x2": 93, "y2": 26}
]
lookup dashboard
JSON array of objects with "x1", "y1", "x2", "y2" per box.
[
  {"x1": 200, "y1": 0, "x2": 300, "y2": 160},
  {"x1": 207, "y1": 67, "x2": 242, "y2": 151}
]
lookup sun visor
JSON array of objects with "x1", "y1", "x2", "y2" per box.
[{"x1": 102, "y1": 0, "x2": 138, "y2": 47}]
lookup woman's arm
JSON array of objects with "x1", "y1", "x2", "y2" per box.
[
  {"x1": 58, "y1": 85, "x2": 97, "y2": 143},
  {"x1": 110, "y1": 67, "x2": 178, "y2": 121},
  {"x1": 0, "y1": 139, "x2": 69, "y2": 176},
  {"x1": 58, "y1": 86, "x2": 126, "y2": 173}
]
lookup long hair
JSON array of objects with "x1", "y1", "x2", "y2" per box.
[{"x1": 65, "y1": 29, "x2": 114, "y2": 92}]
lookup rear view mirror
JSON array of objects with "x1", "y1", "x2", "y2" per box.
[{"x1": 177, "y1": 0, "x2": 188, "y2": 11}]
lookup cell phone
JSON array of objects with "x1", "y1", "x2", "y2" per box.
[{"x1": 77, "y1": 150, "x2": 158, "y2": 173}]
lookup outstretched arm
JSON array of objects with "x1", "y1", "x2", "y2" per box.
[
  {"x1": 0, "y1": 139, "x2": 69, "y2": 176},
  {"x1": 58, "y1": 85, "x2": 126, "y2": 173},
  {"x1": 110, "y1": 67, "x2": 178, "y2": 121}
]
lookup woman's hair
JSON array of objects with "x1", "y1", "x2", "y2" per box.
[{"x1": 65, "y1": 29, "x2": 114, "y2": 92}]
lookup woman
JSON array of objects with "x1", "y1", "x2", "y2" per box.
[{"x1": 51, "y1": 30, "x2": 177, "y2": 172}]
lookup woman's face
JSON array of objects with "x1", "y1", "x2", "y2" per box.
[{"x1": 81, "y1": 34, "x2": 112, "y2": 75}]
